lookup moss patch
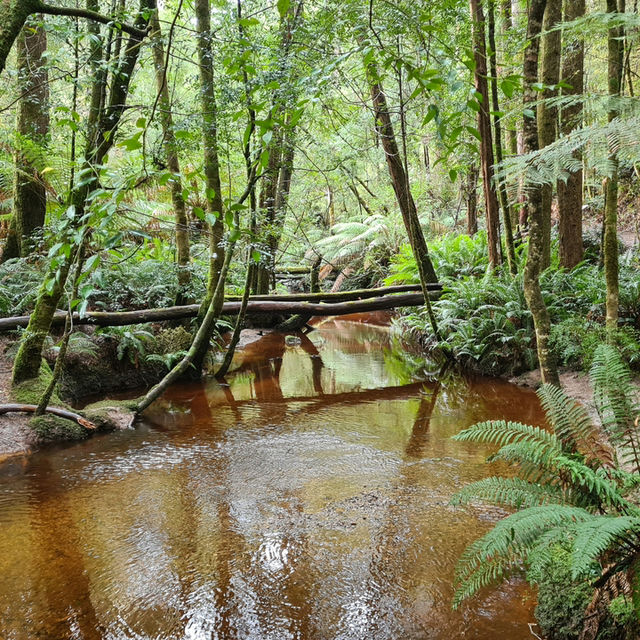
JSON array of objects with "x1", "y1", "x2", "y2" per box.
[
  {"x1": 83, "y1": 399, "x2": 138, "y2": 430},
  {"x1": 10, "y1": 362, "x2": 65, "y2": 407},
  {"x1": 28, "y1": 415, "x2": 87, "y2": 443}
]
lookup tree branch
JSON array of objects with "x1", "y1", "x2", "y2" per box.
[{"x1": 36, "y1": 1, "x2": 149, "y2": 38}]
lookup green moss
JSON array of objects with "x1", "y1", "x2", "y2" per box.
[
  {"x1": 28, "y1": 415, "x2": 87, "y2": 443},
  {"x1": 10, "y1": 361, "x2": 64, "y2": 406},
  {"x1": 82, "y1": 398, "x2": 138, "y2": 431}
]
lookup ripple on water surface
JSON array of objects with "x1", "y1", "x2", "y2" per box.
[{"x1": 0, "y1": 315, "x2": 543, "y2": 639}]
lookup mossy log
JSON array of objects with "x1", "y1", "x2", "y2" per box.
[
  {"x1": 0, "y1": 289, "x2": 440, "y2": 331},
  {"x1": 0, "y1": 403, "x2": 96, "y2": 429}
]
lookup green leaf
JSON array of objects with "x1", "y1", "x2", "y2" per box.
[
  {"x1": 449, "y1": 169, "x2": 458, "y2": 182},
  {"x1": 251, "y1": 249, "x2": 261, "y2": 263},
  {"x1": 277, "y1": 0, "x2": 290, "y2": 18}
]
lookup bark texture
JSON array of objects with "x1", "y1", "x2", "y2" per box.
[
  {"x1": 557, "y1": 0, "x2": 585, "y2": 269},
  {"x1": 469, "y1": 0, "x2": 501, "y2": 269},
  {"x1": 195, "y1": 0, "x2": 225, "y2": 304},
  {"x1": 604, "y1": 0, "x2": 623, "y2": 333},
  {"x1": 12, "y1": 16, "x2": 50, "y2": 258},
  {"x1": 538, "y1": 0, "x2": 561, "y2": 270},
  {"x1": 364, "y1": 60, "x2": 438, "y2": 288},
  {"x1": 522, "y1": 0, "x2": 559, "y2": 386}
]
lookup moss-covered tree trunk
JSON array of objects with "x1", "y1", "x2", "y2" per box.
[
  {"x1": 538, "y1": 0, "x2": 561, "y2": 270},
  {"x1": 5, "y1": 16, "x2": 49, "y2": 260},
  {"x1": 604, "y1": 0, "x2": 624, "y2": 333},
  {"x1": 150, "y1": 11, "x2": 191, "y2": 304},
  {"x1": 195, "y1": 0, "x2": 225, "y2": 307},
  {"x1": 522, "y1": 0, "x2": 559, "y2": 386},
  {"x1": 469, "y1": 0, "x2": 501, "y2": 270},
  {"x1": 487, "y1": 0, "x2": 516, "y2": 274},
  {"x1": 12, "y1": 0, "x2": 154, "y2": 384},
  {"x1": 557, "y1": 0, "x2": 585, "y2": 269}
]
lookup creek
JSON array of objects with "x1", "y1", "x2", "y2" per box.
[{"x1": 0, "y1": 312, "x2": 543, "y2": 639}]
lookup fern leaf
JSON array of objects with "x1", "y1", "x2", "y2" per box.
[
  {"x1": 537, "y1": 383, "x2": 616, "y2": 468},
  {"x1": 570, "y1": 516, "x2": 640, "y2": 579},
  {"x1": 451, "y1": 477, "x2": 569, "y2": 509},
  {"x1": 453, "y1": 420, "x2": 560, "y2": 452}
]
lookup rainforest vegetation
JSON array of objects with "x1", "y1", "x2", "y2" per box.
[{"x1": 0, "y1": 0, "x2": 640, "y2": 637}]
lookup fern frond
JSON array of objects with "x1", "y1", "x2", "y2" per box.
[
  {"x1": 570, "y1": 516, "x2": 640, "y2": 579},
  {"x1": 591, "y1": 344, "x2": 640, "y2": 473},
  {"x1": 453, "y1": 420, "x2": 561, "y2": 452},
  {"x1": 537, "y1": 383, "x2": 616, "y2": 468},
  {"x1": 454, "y1": 505, "x2": 593, "y2": 603},
  {"x1": 451, "y1": 477, "x2": 570, "y2": 509}
]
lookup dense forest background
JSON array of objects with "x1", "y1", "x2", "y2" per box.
[{"x1": 0, "y1": 0, "x2": 638, "y2": 397}]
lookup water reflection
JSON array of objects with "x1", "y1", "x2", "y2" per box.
[{"x1": 0, "y1": 314, "x2": 542, "y2": 639}]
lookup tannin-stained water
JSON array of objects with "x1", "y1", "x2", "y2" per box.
[{"x1": 0, "y1": 313, "x2": 544, "y2": 639}]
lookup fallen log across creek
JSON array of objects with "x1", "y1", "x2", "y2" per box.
[
  {"x1": 0, "y1": 404, "x2": 96, "y2": 429},
  {"x1": 0, "y1": 286, "x2": 441, "y2": 331}
]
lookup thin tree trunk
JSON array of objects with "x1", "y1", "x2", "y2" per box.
[
  {"x1": 363, "y1": 60, "x2": 437, "y2": 286},
  {"x1": 10, "y1": 16, "x2": 50, "y2": 259},
  {"x1": 557, "y1": 0, "x2": 585, "y2": 269},
  {"x1": 522, "y1": 0, "x2": 559, "y2": 386},
  {"x1": 150, "y1": 10, "x2": 191, "y2": 304},
  {"x1": 604, "y1": 0, "x2": 624, "y2": 333},
  {"x1": 466, "y1": 164, "x2": 478, "y2": 236},
  {"x1": 216, "y1": 261, "x2": 255, "y2": 379},
  {"x1": 195, "y1": 0, "x2": 225, "y2": 306},
  {"x1": 469, "y1": 0, "x2": 502, "y2": 269},
  {"x1": 488, "y1": 0, "x2": 517, "y2": 273},
  {"x1": 538, "y1": 0, "x2": 561, "y2": 270}
]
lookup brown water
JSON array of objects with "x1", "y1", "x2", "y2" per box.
[{"x1": 0, "y1": 313, "x2": 544, "y2": 640}]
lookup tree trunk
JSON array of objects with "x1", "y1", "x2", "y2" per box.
[
  {"x1": 557, "y1": 0, "x2": 585, "y2": 269},
  {"x1": 11, "y1": 15, "x2": 50, "y2": 259},
  {"x1": 256, "y1": 127, "x2": 283, "y2": 293},
  {"x1": 466, "y1": 164, "x2": 478, "y2": 236},
  {"x1": 363, "y1": 61, "x2": 437, "y2": 287},
  {"x1": 487, "y1": 0, "x2": 517, "y2": 273},
  {"x1": 522, "y1": 0, "x2": 559, "y2": 386},
  {"x1": 11, "y1": 0, "x2": 154, "y2": 384},
  {"x1": 604, "y1": 0, "x2": 624, "y2": 333},
  {"x1": 195, "y1": 0, "x2": 225, "y2": 305},
  {"x1": 0, "y1": 0, "x2": 147, "y2": 76},
  {"x1": 150, "y1": 11, "x2": 191, "y2": 304},
  {"x1": 538, "y1": 0, "x2": 561, "y2": 270},
  {"x1": 469, "y1": 0, "x2": 502, "y2": 270}
]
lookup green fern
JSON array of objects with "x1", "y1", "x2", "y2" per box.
[{"x1": 451, "y1": 345, "x2": 640, "y2": 618}]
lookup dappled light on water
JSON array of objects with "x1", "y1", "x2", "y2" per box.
[{"x1": 0, "y1": 313, "x2": 543, "y2": 639}]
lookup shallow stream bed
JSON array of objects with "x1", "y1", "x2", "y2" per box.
[{"x1": 0, "y1": 313, "x2": 544, "y2": 639}]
